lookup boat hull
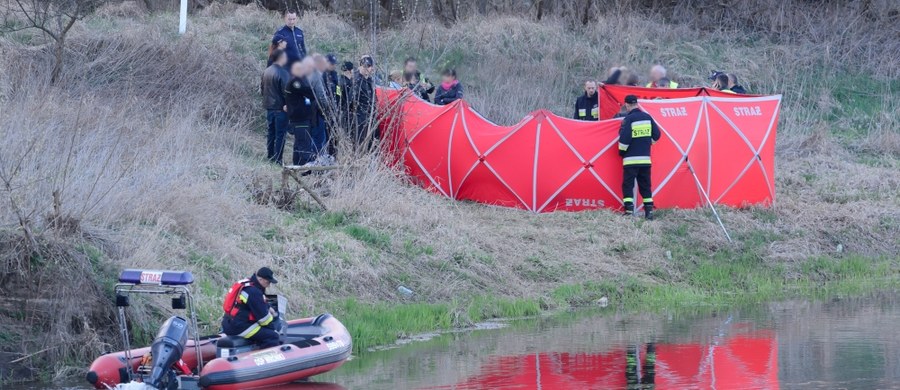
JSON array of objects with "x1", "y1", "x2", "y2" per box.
[{"x1": 199, "y1": 314, "x2": 352, "y2": 390}]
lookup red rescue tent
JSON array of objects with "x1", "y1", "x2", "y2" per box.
[{"x1": 378, "y1": 84, "x2": 780, "y2": 213}]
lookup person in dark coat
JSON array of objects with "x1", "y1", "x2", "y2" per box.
[
  {"x1": 433, "y1": 68, "x2": 464, "y2": 106},
  {"x1": 603, "y1": 67, "x2": 624, "y2": 85},
  {"x1": 336, "y1": 61, "x2": 354, "y2": 130},
  {"x1": 727, "y1": 73, "x2": 747, "y2": 94},
  {"x1": 351, "y1": 55, "x2": 377, "y2": 146},
  {"x1": 262, "y1": 49, "x2": 291, "y2": 165},
  {"x1": 221, "y1": 268, "x2": 281, "y2": 349},
  {"x1": 324, "y1": 54, "x2": 340, "y2": 99},
  {"x1": 271, "y1": 10, "x2": 306, "y2": 66},
  {"x1": 574, "y1": 80, "x2": 599, "y2": 121},
  {"x1": 284, "y1": 60, "x2": 319, "y2": 166},
  {"x1": 403, "y1": 57, "x2": 434, "y2": 102}
]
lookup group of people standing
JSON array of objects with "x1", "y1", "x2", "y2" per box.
[
  {"x1": 262, "y1": 10, "x2": 469, "y2": 167},
  {"x1": 574, "y1": 64, "x2": 747, "y2": 121},
  {"x1": 387, "y1": 59, "x2": 465, "y2": 106},
  {"x1": 262, "y1": 10, "x2": 378, "y2": 166}
]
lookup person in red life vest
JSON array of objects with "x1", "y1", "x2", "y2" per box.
[
  {"x1": 618, "y1": 95, "x2": 661, "y2": 220},
  {"x1": 434, "y1": 68, "x2": 464, "y2": 105},
  {"x1": 221, "y1": 267, "x2": 282, "y2": 348}
]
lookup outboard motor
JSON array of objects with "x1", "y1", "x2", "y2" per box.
[{"x1": 146, "y1": 316, "x2": 189, "y2": 389}]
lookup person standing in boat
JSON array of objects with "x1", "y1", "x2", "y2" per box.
[{"x1": 222, "y1": 267, "x2": 282, "y2": 348}]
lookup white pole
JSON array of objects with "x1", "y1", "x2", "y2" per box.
[
  {"x1": 179, "y1": 0, "x2": 187, "y2": 35},
  {"x1": 687, "y1": 160, "x2": 733, "y2": 243}
]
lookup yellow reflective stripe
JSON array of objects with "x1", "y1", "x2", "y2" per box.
[
  {"x1": 669, "y1": 81, "x2": 679, "y2": 88},
  {"x1": 631, "y1": 120, "x2": 652, "y2": 138},
  {"x1": 623, "y1": 156, "x2": 651, "y2": 165},
  {"x1": 721, "y1": 89, "x2": 736, "y2": 94},
  {"x1": 619, "y1": 143, "x2": 629, "y2": 151},
  {"x1": 645, "y1": 82, "x2": 652, "y2": 88},
  {"x1": 238, "y1": 323, "x2": 261, "y2": 338},
  {"x1": 591, "y1": 107, "x2": 599, "y2": 118},
  {"x1": 623, "y1": 197, "x2": 634, "y2": 203},
  {"x1": 239, "y1": 291, "x2": 249, "y2": 304},
  {"x1": 643, "y1": 198, "x2": 653, "y2": 203},
  {"x1": 335, "y1": 86, "x2": 342, "y2": 97},
  {"x1": 578, "y1": 109, "x2": 587, "y2": 117},
  {"x1": 257, "y1": 313, "x2": 274, "y2": 326}
]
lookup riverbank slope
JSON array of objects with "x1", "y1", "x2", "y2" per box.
[{"x1": 0, "y1": 2, "x2": 897, "y2": 382}]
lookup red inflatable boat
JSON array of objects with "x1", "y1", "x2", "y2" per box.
[
  {"x1": 199, "y1": 314, "x2": 352, "y2": 389},
  {"x1": 86, "y1": 269, "x2": 352, "y2": 390},
  {"x1": 86, "y1": 335, "x2": 220, "y2": 388}
]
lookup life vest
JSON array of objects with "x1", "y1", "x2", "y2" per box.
[
  {"x1": 645, "y1": 81, "x2": 679, "y2": 88},
  {"x1": 223, "y1": 279, "x2": 255, "y2": 320}
]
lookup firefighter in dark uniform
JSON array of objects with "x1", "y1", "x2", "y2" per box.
[
  {"x1": 618, "y1": 95, "x2": 661, "y2": 220},
  {"x1": 221, "y1": 267, "x2": 281, "y2": 348},
  {"x1": 574, "y1": 80, "x2": 599, "y2": 121}
]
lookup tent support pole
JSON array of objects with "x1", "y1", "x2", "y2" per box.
[{"x1": 687, "y1": 161, "x2": 733, "y2": 243}]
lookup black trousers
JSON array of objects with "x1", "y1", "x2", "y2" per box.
[
  {"x1": 248, "y1": 326, "x2": 281, "y2": 349},
  {"x1": 622, "y1": 165, "x2": 653, "y2": 206}
]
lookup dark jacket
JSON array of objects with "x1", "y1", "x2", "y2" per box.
[
  {"x1": 261, "y1": 64, "x2": 290, "y2": 111},
  {"x1": 272, "y1": 25, "x2": 306, "y2": 64},
  {"x1": 574, "y1": 93, "x2": 599, "y2": 121},
  {"x1": 352, "y1": 72, "x2": 376, "y2": 117},
  {"x1": 336, "y1": 73, "x2": 353, "y2": 113},
  {"x1": 406, "y1": 71, "x2": 435, "y2": 102},
  {"x1": 284, "y1": 76, "x2": 317, "y2": 125},
  {"x1": 618, "y1": 108, "x2": 661, "y2": 166},
  {"x1": 324, "y1": 70, "x2": 339, "y2": 101},
  {"x1": 434, "y1": 82, "x2": 464, "y2": 105},
  {"x1": 221, "y1": 275, "x2": 275, "y2": 335},
  {"x1": 730, "y1": 85, "x2": 747, "y2": 94},
  {"x1": 603, "y1": 69, "x2": 622, "y2": 85}
]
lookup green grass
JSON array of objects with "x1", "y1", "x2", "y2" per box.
[
  {"x1": 549, "y1": 255, "x2": 897, "y2": 311},
  {"x1": 330, "y1": 299, "x2": 453, "y2": 352},
  {"x1": 343, "y1": 224, "x2": 392, "y2": 248},
  {"x1": 466, "y1": 295, "x2": 542, "y2": 321}
]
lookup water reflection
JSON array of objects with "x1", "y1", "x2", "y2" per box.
[
  {"x1": 424, "y1": 329, "x2": 777, "y2": 389},
  {"x1": 319, "y1": 293, "x2": 898, "y2": 389}
]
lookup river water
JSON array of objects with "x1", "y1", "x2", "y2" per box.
[{"x1": 17, "y1": 292, "x2": 900, "y2": 389}]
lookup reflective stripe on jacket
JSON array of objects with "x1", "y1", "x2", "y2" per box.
[{"x1": 618, "y1": 109, "x2": 661, "y2": 166}]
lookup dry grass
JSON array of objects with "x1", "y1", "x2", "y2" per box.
[{"x1": 0, "y1": 2, "x2": 897, "y2": 380}]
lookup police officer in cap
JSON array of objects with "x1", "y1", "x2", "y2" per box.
[
  {"x1": 618, "y1": 95, "x2": 661, "y2": 220},
  {"x1": 221, "y1": 267, "x2": 282, "y2": 348}
]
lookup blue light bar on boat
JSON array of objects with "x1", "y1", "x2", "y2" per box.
[{"x1": 119, "y1": 269, "x2": 194, "y2": 286}]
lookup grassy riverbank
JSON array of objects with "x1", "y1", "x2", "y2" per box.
[
  {"x1": 0, "y1": 1, "x2": 897, "y2": 382},
  {"x1": 329, "y1": 254, "x2": 897, "y2": 353}
]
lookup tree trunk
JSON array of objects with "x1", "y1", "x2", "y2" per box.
[
  {"x1": 51, "y1": 37, "x2": 64, "y2": 83},
  {"x1": 581, "y1": 0, "x2": 593, "y2": 25}
]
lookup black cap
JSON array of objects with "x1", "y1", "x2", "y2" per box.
[
  {"x1": 708, "y1": 70, "x2": 724, "y2": 80},
  {"x1": 326, "y1": 54, "x2": 338, "y2": 65},
  {"x1": 341, "y1": 61, "x2": 354, "y2": 71},
  {"x1": 256, "y1": 267, "x2": 278, "y2": 284},
  {"x1": 360, "y1": 55, "x2": 374, "y2": 67},
  {"x1": 624, "y1": 95, "x2": 638, "y2": 104}
]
